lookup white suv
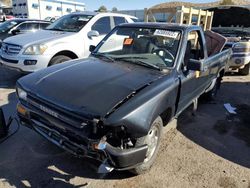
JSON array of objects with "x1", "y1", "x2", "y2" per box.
[{"x1": 0, "y1": 12, "x2": 138, "y2": 72}]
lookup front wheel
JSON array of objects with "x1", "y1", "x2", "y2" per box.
[
  {"x1": 239, "y1": 63, "x2": 250, "y2": 76},
  {"x1": 48, "y1": 55, "x2": 72, "y2": 66},
  {"x1": 131, "y1": 116, "x2": 163, "y2": 175}
]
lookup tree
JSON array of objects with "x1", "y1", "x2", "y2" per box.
[
  {"x1": 220, "y1": 0, "x2": 235, "y2": 5},
  {"x1": 112, "y1": 7, "x2": 118, "y2": 12},
  {"x1": 98, "y1": 5, "x2": 107, "y2": 12}
]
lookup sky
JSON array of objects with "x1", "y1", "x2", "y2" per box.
[{"x1": 76, "y1": 0, "x2": 215, "y2": 11}]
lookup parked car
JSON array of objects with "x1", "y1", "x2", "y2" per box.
[
  {"x1": 16, "y1": 23, "x2": 231, "y2": 174},
  {"x1": 5, "y1": 15, "x2": 15, "y2": 20},
  {"x1": 0, "y1": 11, "x2": 138, "y2": 73},
  {"x1": 44, "y1": 16, "x2": 60, "y2": 22},
  {"x1": 209, "y1": 6, "x2": 250, "y2": 75},
  {"x1": 213, "y1": 28, "x2": 250, "y2": 75},
  {"x1": 0, "y1": 19, "x2": 50, "y2": 41}
]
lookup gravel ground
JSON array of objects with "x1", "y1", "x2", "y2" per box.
[{"x1": 0, "y1": 66, "x2": 250, "y2": 188}]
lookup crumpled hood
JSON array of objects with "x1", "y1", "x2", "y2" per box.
[
  {"x1": 3, "y1": 30, "x2": 74, "y2": 47},
  {"x1": 18, "y1": 58, "x2": 164, "y2": 118}
]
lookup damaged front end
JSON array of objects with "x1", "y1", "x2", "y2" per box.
[{"x1": 17, "y1": 102, "x2": 148, "y2": 173}]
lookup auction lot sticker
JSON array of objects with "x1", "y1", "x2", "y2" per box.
[{"x1": 154, "y1": 29, "x2": 179, "y2": 38}]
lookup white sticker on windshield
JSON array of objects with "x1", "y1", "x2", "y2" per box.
[{"x1": 154, "y1": 29, "x2": 179, "y2": 38}]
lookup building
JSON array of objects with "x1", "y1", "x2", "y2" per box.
[
  {"x1": 118, "y1": 10, "x2": 169, "y2": 22},
  {"x1": 0, "y1": 2, "x2": 12, "y2": 15},
  {"x1": 12, "y1": 0, "x2": 85, "y2": 19}
]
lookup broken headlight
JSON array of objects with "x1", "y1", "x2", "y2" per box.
[{"x1": 16, "y1": 87, "x2": 27, "y2": 101}]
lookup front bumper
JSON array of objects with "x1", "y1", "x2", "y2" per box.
[
  {"x1": 228, "y1": 53, "x2": 250, "y2": 68},
  {"x1": 0, "y1": 52, "x2": 51, "y2": 72},
  {"x1": 18, "y1": 103, "x2": 148, "y2": 170}
]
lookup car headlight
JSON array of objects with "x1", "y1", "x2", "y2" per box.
[
  {"x1": 23, "y1": 44, "x2": 47, "y2": 55},
  {"x1": 17, "y1": 87, "x2": 27, "y2": 101}
]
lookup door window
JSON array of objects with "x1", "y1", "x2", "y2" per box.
[
  {"x1": 39, "y1": 23, "x2": 50, "y2": 29},
  {"x1": 91, "y1": 17, "x2": 111, "y2": 35},
  {"x1": 25, "y1": 23, "x2": 39, "y2": 30},
  {"x1": 114, "y1": 16, "x2": 127, "y2": 26},
  {"x1": 16, "y1": 22, "x2": 39, "y2": 31},
  {"x1": 187, "y1": 30, "x2": 205, "y2": 60}
]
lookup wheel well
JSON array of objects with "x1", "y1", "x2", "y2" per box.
[
  {"x1": 160, "y1": 107, "x2": 172, "y2": 126},
  {"x1": 52, "y1": 51, "x2": 78, "y2": 60},
  {"x1": 219, "y1": 69, "x2": 225, "y2": 78}
]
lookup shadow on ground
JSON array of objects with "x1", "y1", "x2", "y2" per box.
[
  {"x1": 0, "y1": 66, "x2": 24, "y2": 89},
  {"x1": 177, "y1": 81, "x2": 250, "y2": 169}
]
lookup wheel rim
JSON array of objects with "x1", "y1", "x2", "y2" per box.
[{"x1": 144, "y1": 125, "x2": 159, "y2": 163}]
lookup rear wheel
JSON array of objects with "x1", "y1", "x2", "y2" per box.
[
  {"x1": 239, "y1": 63, "x2": 250, "y2": 76},
  {"x1": 131, "y1": 116, "x2": 163, "y2": 175},
  {"x1": 48, "y1": 55, "x2": 72, "y2": 66}
]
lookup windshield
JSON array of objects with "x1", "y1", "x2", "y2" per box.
[
  {"x1": 94, "y1": 27, "x2": 181, "y2": 68},
  {"x1": 0, "y1": 20, "x2": 20, "y2": 32},
  {"x1": 46, "y1": 14, "x2": 94, "y2": 32}
]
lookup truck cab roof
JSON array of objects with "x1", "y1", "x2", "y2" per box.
[{"x1": 118, "y1": 22, "x2": 201, "y2": 31}]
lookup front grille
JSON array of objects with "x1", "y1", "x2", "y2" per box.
[
  {"x1": 233, "y1": 48, "x2": 250, "y2": 53},
  {"x1": 27, "y1": 94, "x2": 91, "y2": 129},
  {"x1": 232, "y1": 53, "x2": 250, "y2": 58},
  {"x1": 1, "y1": 42, "x2": 22, "y2": 55}
]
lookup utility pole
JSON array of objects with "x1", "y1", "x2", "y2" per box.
[
  {"x1": 38, "y1": 0, "x2": 41, "y2": 19},
  {"x1": 61, "y1": 1, "x2": 63, "y2": 16}
]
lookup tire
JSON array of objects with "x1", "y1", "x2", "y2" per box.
[
  {"x1": 131, "y1": 116, "x2": 163, "y2": 175},
  {"x1": 48, "y1": 55, "x2": 72, "y2": 66},
  {"x1": 239, "y1": 63, "x2": 250, "y2": 76}
]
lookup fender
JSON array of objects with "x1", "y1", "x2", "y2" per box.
[{"x1": 104, "y1": 71, "x2": 179, "y2": 138}]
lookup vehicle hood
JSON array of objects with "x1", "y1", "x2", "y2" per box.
[
  {"x1": 209, "y1": 7, "x2": 250, "y2": 28},
  {"x1": 3, "y1": 30, "x2": 74, "y2": 46},
  {"x1": 18, "y1": 58, "x2": 164, "y2": 119}
]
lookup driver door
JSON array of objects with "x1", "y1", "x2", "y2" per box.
[{"x1": 176, "y1": 29, "x2": 206, "y2": 114}]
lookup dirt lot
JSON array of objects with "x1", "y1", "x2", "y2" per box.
[{"x1": 0, "y1": 66, "x2": 250, "y2": 188}]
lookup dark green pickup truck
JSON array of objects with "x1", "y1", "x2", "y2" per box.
[{"x1": 16, "y1": 23, "x2": 231, "y2": 174}]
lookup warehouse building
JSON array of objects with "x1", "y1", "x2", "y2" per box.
[{"x1": 12, "y1": 0, "x2": 85, "y2": 19}]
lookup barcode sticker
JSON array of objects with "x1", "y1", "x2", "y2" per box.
[{"x1": 154, "y1": 30, "x2": 179, "y2": 38}]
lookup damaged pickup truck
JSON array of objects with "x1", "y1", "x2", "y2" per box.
[{"x1": 16, "y1": 23, "x2": 231, "y2": 174}]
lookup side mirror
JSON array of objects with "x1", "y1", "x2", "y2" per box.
[
  {"x1": 87, "y1": 30, "x2": 99, "y2": 39},
  {"x1": 187, "y1": 59, "x2": 205, "y2": 71},
  {"x1": 89, "y1": 45, "x2": 96, "y2": 52},
  {"x1": 11, "y1": 29, "x2": 20, "y2": 35}
]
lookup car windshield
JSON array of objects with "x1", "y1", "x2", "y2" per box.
[
  {"x1": 93, "y1": 26, "x2": 181, "y2": 69},
  {"x1": 0, "y1": 20, "x2": 19, "y2": 32},
  {"x1": 46, "y1": 14, "x2": 94, "y2": 32}
]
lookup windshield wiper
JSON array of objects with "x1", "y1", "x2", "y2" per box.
[
  {"x1": 115, "y1": 57, "x2": 161, "y2": 71},
  {"x1": 114, "y1": 56, "x2": 147, "y2": 60},
  {"x1": 91, "y1": 53, "x2": 115, "y2": 62}
]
